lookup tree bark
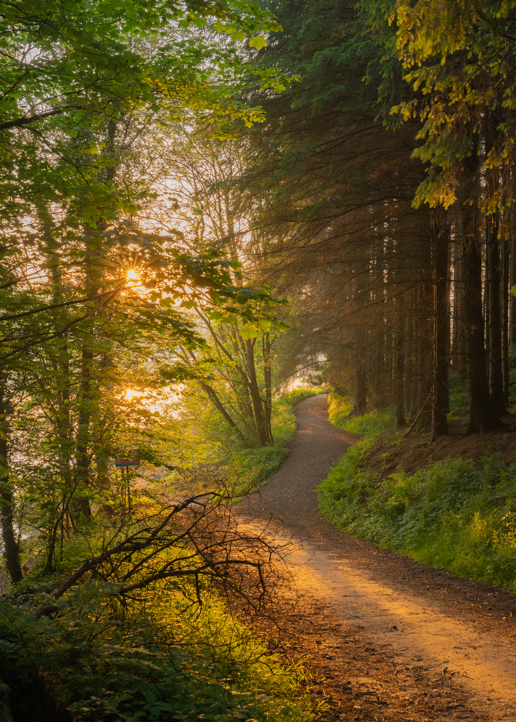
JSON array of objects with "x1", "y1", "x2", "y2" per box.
[
  {"x1": 432, "y1": 209, "x2": 450, "y2": 439},
  {"x1": 245, "y1": 339, "x2": 269, "y2": 446},
  {"x1": 200, "y1": 381, "x2": 245, "y2": 439},
  {"x1": 74, "y1": 343, "x2": 93, "y2": 519},
  {"x1": 262, "y1": 333, "x2": 274, "y2": 442},
  {"x1": 353, "y1": 362, "x2": 367, "y2": 416},
  {"x1": 0, "y1": 379, "x2": 22, "y2": 583},
  {"x1": 510, "y1": 202, "x2": 516, "y2": 347},
  {"x1": 502, "y1": 228, "x2": 510, "y2": 403},
  {"x1": 487, "y1": 213, "x2": 507, "y2": 415},
  {"x1": 451, "y1": 200, "x2": 467, "y2": 375},
  {"x1": 462, "y1": 149, "x2": 499, "y2": 432},
  {"x1": 395, "y1": 295, "x2": 406, "y2": 428}
]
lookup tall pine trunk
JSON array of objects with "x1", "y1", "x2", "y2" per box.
[
  {"x1": 510, "y1": 202, "x2": 516, "y2": 348},
  {"x1": 462, "y1": 149, "x2": 498, "y2": 432},
  {"x1": 353, "y1": 361, "x2": 367, "y2": 416},
  {"x1": 0, "y1": 378, "x2": 22, "y2": 583},
  {"x1": 502, "y1": 228, "x2": 510, "y2": 403},
  {"x1": 245, "y1": 338, "x2": 270, "y2": 447},
  {"x1": 263, "y1": 333, "x2": 274, "y2": 442},
  {"x1": 432, "y1": 209, "x2": 450, "y2": 439},
  {"x1": 395, "y1": 296, "x2": 406, "y2": 428},
  {"x1": 451, "y1": 201, "x2": 467, "y2": 375},
  {"x1": 487, "y1": 213, "x2": 507, "y2": 415}
]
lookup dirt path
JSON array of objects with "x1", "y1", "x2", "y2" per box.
[{"x1": 239, "y1": 395, "x2": 516, "y2": 721}]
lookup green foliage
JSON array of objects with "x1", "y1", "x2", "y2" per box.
[
  {"x1": 327, "y1": 394, "x2": 353, "y2": 428},
  {"x1": 317, "y1": 438, "x2": 378, "y2": 528},
  {"x1": 328, "y1": 393, "x2": 395, "y2": 436},
  {"x1": 319, "y1": 449, "x2": 516, "y2": 593},
  {"x1": 447, "y1": 370, "x2": 468, "y2": 420},
  {"x1": 0, "y1": 578, "x2": 312, "y2": 722},
  {"x1": 0, "y1": 0, "x2": 289, "y2": 582},
  {"x1": 363, "y1": 0, "x2": 516, "y2": 209}
]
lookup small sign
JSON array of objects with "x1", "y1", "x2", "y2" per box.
[
  {"x1": 115, "y1": 459, "x2": 140, "y2": 468},
  {"x1": 115, "y1": 449, "x2": 140, "y2": 468}
]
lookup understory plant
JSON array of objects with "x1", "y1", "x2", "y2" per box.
[
  {"x1": 0, "y1": 581, "x2": 311, "y2": 722},
  {"x1": 318, "y1": 451, "x2": 516, "y2": 593},
  {"x1": 1, "y1": 490, "x2": 313, "y2": 722},
  {"x1": 166, "y1": 386, "x2": 327, "y2": 497},
  {"x1": 327, "y1": 393, "x2": 395, "y2": 436}
]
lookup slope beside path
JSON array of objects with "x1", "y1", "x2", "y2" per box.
[{"x1": 239, "y1": 394, "x2": 516, "y2": 721}]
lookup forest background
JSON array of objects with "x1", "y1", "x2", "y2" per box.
[{"x1": 1, "y1": 0, "x2": 516, "y2": 719}]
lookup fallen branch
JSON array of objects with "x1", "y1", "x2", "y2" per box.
[{"x1": 35, "y1": 488, "x2": 287, "y2": 620}]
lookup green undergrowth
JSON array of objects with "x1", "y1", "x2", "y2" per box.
[
  {"x1": 0, "y1": 390, "x2": 327, "y2": 719},
  {"x1": 1, "y1": 570, "x2": 313, "y2": 722},
  {"x1": 1, "y1": 389, "x2": 327, "y2": 721},
  {"x1": 327, "y1": 392, "x2": 395, "y2": 437},
  {"x1": 318, "y1": 432, "x2": 516, "y2": 594}
]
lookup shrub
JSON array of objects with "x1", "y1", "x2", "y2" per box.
[{"x1": 0, "y1": 584, "x2": 313, "y2": 722}]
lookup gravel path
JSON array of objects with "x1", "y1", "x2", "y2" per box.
[
  {"x1": 239, "y1": 394, "x2": 516, "y2": 721},
  {"x1": 240, "y1": 392, "x2": 357, "y2": 540}
]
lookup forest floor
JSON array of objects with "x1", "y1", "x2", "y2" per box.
[
  {"x1": 238, "y1": 395, "x2": 516, "y2": 722},
  {"x1": 367, "y1": 415, "x2": 516, "y2": 481}
]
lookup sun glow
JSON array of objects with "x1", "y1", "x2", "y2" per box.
[
  {"x1": 126, "y1": 268, "x2": 142, "y2": 286},
  {"x1": 124, "y1": 388, "x2": 145, "y2": 402}
]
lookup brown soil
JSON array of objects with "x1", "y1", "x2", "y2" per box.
[
  {"x1": 247, "y1": 592, "x2": 490, "y2": 722},
  {"x1": 368, "y1": 416, "x2": 516, "y2": 481},
  {"x1": 237, "y1": 395, "x2": 516, "y2": 722}
]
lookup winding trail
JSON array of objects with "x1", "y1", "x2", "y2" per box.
[{"x1": 239, "y1": 394, "x2": 516, "y2": 721}]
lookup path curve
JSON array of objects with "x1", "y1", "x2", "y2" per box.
[{"x1": 239, "y1": 394, "x2": 516, "y2": 720}]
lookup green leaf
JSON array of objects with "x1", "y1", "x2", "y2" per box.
[{"x1": 249, "y1": 36, "x2": 268, "y2": 49}]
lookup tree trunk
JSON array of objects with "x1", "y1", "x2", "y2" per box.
[
  {"x1": 262, "y1": 333, "x2": 274, "y2": 442},
  {"x1": 74, "y1": 343, "x2": 93, "y2": 519},
  {"x1": 502, "y1": 228, "x2": 510, "y2": 403},
  {"x1": 451, "y1": 200, "x2": 467, "y2": 375},
  {"x1": 395, "y1": 294, "x2": 406, "y2": 427},
  {"x1": 372, "y1": 349, "x2": 386, "y2": 409},
  {"x1": 487, "y1": 213, "x2": 507, "y2": 415},
  {"x1": 432, "y1": 209, "x2": 449, "y2": 439},
  {"x1": 245, "y1": 339, "x2": 269, "y2": 446},
  {"x1": 414, "y1": 236, "x2": 434, "y2": 431},
  {"x1": 462, "y1": 149, "x2": 499, "y2": 432},
  {"x1": 353, "y1": 362, "x2": 367, "y2": 416},
  {"x1": 0, "y1": 379, "x2": 22, "y2": 583},
  {"x1": 200, "y1": 381, "x2": 245, "y2": 439},
  {"x1": 39, "y1": 202, "x2": 74, "y2": 498},
  {"x1": 372, "y1": 234, "x2": 387, "y2": 409},
  {"x1": 510, "y1": 202, "x2": 516, "y2": 347},
  {"x1": 407, "y1": 300, "x2": 418, "y2": 419}
]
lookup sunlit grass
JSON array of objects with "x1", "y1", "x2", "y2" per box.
[
  {"x1": 327, "y1": 392, "x2": 395, "y2": 436},
  {"x1": 318, "y1": 445, "x2": 516, "y2": 594}
]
